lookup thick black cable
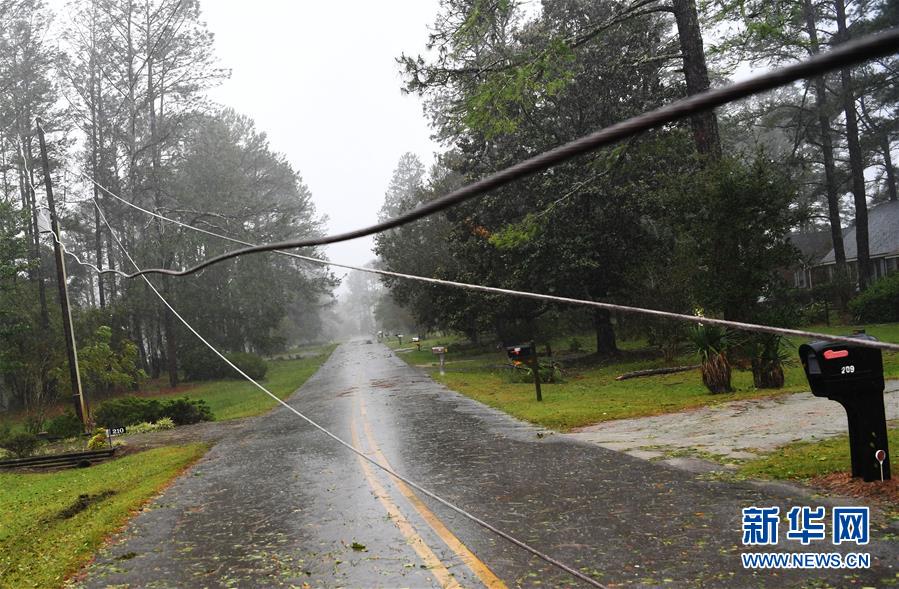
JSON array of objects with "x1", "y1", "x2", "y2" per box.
[
  {"x1": 77, "y1": 173, "x2": 899, "y2": 353},
  {"x1": 94, "y1": 26, "x2": 899, "y2": 279}
]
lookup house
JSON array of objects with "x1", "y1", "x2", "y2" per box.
[
  {"x1": 816, "y1": 200, "x2": 899, "y2": 285},
  {"x1": 786, "y1": 230, "x2": 834, "y2": 289}
]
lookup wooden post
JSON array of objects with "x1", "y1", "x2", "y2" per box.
[
  {"x1": 36, "y1": 119, "x2": 89, "y2": 431},
  {"x1": 531, "y1": 340, "x2": 543, "y2": 402}
]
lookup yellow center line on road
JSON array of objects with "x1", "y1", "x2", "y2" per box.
[
  {"x1": 358, "y1": 396, "x2": 509, "y2": 589},
  {"x1": 350, "y1": 415, "x2": 463, "y2": 589}
]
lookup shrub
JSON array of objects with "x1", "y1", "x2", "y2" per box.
[
  {"x1": 160, "y1": 397, "x2": 213, "y2": 425},
  {"x1": 94, "y1": 396, "x2": 213, "y2": 428},
  {"x1": 0, "y1": 432, "x2": 40, "y2": 458},
  {"x1": 46, "y1": 411, "x2": 84, "y2": 438},
  {"x1": 747, "y1": 333, "x2": 790, "y2": 389},
  {"x1": 226, "y1": 352, "x2": 268, "y2": 380},
  {"x1": 180, "y1": 347, "x2": 225, "y2": 380},
  {"x1": 94, "y1": 397, "x2": 162, "y2": 427},
  {"x1": 77, "y1": 326, "x2": 146, "y2": 397},
  {"x1": 182, "y1": 348, "x2": 267, "y2": 381},
  {"x1": 127, "y1": 422, "x2": 153, "y2": 434},
  {"x1": 504, "y1": 361, "x2": 562, "y2": 384},
  {"x1": 688, "y1": 324, "x2": 733, "y2": 394},
  {"x1": 23, "y1": 414, "x2": 44, "y2": 435},
  {"x1": 154, "y1": 416, "x2": 176, "y2": 430},
  {"x1": 128, "y1": 417, "x2": 177, "y2": 434},
  {"x1": 849, "y1": 273, "x2": 899, "y2": 323},
  {"x1": 87, "y1": 431, "x2": 108, "y2": 450}
]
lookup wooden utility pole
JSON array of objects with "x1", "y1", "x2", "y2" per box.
[{"x1": 36, "y1": 119, "x2": 89, "y2": 430}]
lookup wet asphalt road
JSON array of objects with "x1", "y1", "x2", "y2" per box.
[{"x1": 78, "y1": 341, "x2": 899, "y2": 588}]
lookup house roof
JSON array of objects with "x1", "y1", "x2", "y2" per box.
[
  {"x1": 819, "y1": 200, "x2": 899, "y2": 265},
  {"x1": 788, "y1": 230, "x2": 834, "y2": 265}
]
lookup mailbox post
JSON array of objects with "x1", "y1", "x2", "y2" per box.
[
  {"x1": 799, "y1": 335, "x2": 890, "y2": 482},
  {"x1": 432, "y1": 346, "x2": 447, "y2": 375},
  {"x1": 506, "y1": 342, "x2": 542, "y2": 402}
]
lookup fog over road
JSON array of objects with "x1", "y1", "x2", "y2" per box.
[{"x1": 78, "y1": 342, "x2": 899, "y2": 588}]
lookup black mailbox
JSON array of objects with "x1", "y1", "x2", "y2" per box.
[
  {"x1": 799, "y1": 335, "x2": 890, "y2": 482},
  {"x1": 506, "y1": 343, "x2": 534, "y2": 362}
]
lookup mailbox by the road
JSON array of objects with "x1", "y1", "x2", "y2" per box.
[
  {"x1": 505, "y1": 342, "x2": 542, "y2": 402},
  {"x1": 432, "y1": 346, "x2": 447, "y2": 375},
  {"x1": 505, "y1": 343, "x2": 534, "y2": 362},
  {"x1": 799, "y1": 335, "x2": 890, "y2": 482}
]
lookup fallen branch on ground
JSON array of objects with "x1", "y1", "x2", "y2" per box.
[{"x1": 615, "y1": 364, "x2": 700, "y2": 381}]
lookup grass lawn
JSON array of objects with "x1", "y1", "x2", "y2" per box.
[
  {"x1": 150, "y1": 344, "x2": 337, "y2": 421},
  {"x1": 2, "y1": 345, "x2": 337, "y2": 431},
  {"x1": 390, "y1": 323, "x2": 899, "y2": 431},
  {"x1": 0, "y1": 444, "x2": 207, "y2": 589},
  {"x1": 739, "y1": 426, "x2": 899, "y2": 480}
]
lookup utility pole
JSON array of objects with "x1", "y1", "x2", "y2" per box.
[{"x1": 36, "y1": 118, "x2": 89, "y2": 431}]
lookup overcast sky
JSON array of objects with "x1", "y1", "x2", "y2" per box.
[{"x1": 201, "y1": 1, "x2": 442, "y2": 282}]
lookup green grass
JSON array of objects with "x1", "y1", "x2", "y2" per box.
[
  {"x1": 739, "y1": 426, "x2": 899, "y2": 480},
  {"x1": 392, "y1": 323, "x2": 898, "y2": 431},
  {"x1": 2, "y1": 345, "x2": 337, "y2": 431},
  {"x1": 0, "y1": 444, "x2": 208, "y2": 589},
  {"x1": 152, "y1": 344, "x2": 337, "y2": 421}
]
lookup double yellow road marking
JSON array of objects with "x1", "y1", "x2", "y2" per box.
[{"x1": 352, "y1": 395, "x2": 507, "y2": 589}]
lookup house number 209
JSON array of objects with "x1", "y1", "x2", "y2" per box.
[{"x1": 841, "y1": 365, "x2": 855, "y2": 374}]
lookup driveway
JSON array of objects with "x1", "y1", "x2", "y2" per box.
[{"x1": 567, "y1": 382, "x2": 899, "y2": 461}]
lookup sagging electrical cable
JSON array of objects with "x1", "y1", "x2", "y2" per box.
[
  {"x1": 40, "y1": 225, "x2": 130, "y2": 278},
  {"x1": 76, "y1": 171, "x2": 899, "y2": 353},
  {"x1": 89, "y1": 195, "x2": 610, "y2": 589},
  {"x1": 82, "y1": 27, "x2": 899, "y2": 280}
]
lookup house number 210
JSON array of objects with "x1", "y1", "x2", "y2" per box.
[{"x1": 841, "y1": 365, "x2": 855, "y2": 374}]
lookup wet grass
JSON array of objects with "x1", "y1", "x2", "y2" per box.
[
  {"x1": 151, "y1": 344, "x2": 337, "y2": 421},
  {"x1": 738, "y1": 425, "x2": 899, "y2": 480},
  {"x1": 0, "y1": 444, "x2": 207, "y2": 589},
  {"x1": 390, "y1": 323, "x2": 898, "y2": 431},
  {"x1": 2, "y1": 345, "x2": 337, "y2": 431}
]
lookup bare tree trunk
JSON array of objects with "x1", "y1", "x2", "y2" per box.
[
  {"x1": 91, "y1": 82, "x2": 105, "y2": 307},
  {"x1": 153, "y1": 321, "x2": 164, "y2": 380},
  {"x1": 162, "y1": 277, "x2": 179, "y2": 387},
  {"x1": 133, "y1": 317, "x2": 149, "y2": 371},
  {"x1": 105, "y1": 230, "x2": 118, "y2": 300},
  {"x1": 23, "y1": 139, "x2": 50, "y2": 328},
  {"x1": 802, "y1": 0, "x2": 849, "y2": 301},
  {"x1": 594, "y1": 308, "x2": 618, "y2": 355},
  {"x1": 883, "y1": 134, "x2": 898, "y2": 202},
  {"x1": 671, "y1": 0, "x2": 721, "y2": 160},
  {"x1": 146, "y1": 1, "x2": 178, "y2": 387},
  {"x1": 834, "y1": 0, "x2": 871, "y2": 291},
  {"x1": 861, "y1": 96, "x2": 899, "y2": 203}
]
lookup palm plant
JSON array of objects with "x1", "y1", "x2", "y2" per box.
[
  {"x1": 687, "y1": 324, "x2": 733, "y2": 394},
  {"x1": 747, "y1": 333, "x2": 789, "y2": 389}
]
